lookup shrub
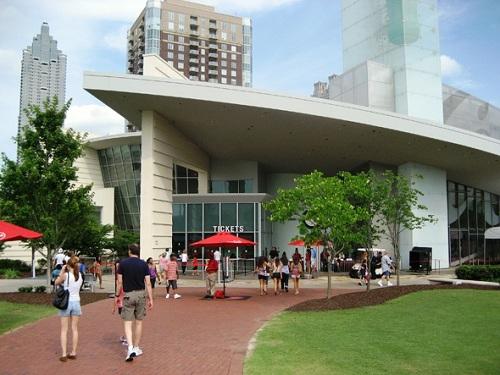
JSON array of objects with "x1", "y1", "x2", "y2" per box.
[
  {"x1": 34, "y1": 285, "x2": 47, "y2": 293},
  {"x1": 2, "y1": 268, "x2": 20, "y2": 279},
  {"x1": 18, "y1": 286, "x2": 33, "y2": 293},
  {"x1": 0, "y1": 259, "x2": 30, "y2": 272},
  {"x1": 455, "y1": 265, "x2": 500, "y2": 282}
]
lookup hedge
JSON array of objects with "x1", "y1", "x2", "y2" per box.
[
  {"x1": 455, "y1": 265, "x2": 500, "y2": 282},
  {"x1": 0, "y1": 259, "x2": 30, "y2": 272}
]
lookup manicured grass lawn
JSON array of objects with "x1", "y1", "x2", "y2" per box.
[
  {"x1": 0, "y1": 301, "x2": 55, "y2": 335},
  {"x1": 245, "y1": 290, "x2": 500, "y2": 375}
]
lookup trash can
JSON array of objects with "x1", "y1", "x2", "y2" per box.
[{"x1": 409, "y1": 247, "x2": 432, "y2": 274}]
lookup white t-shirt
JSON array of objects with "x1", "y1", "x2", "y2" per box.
[
  {"x1": 54, "y1": 253, "x2": 65, "y2": 265},
  {"x1": 181, "y1": 253, "x2": 188, "y2": 262},
  {"x1": 214, "y1": 250, "x2": 221, "y2": 261},
  {"x1": 62, "y1": 271, "x2": 83, "y2": 302}
]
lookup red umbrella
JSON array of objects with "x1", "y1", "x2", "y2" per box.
[
  {"x1": 288, "y1": 239, "x2": 322, "y2": 247},
  {"x1": 191, "y1": 231, "x2": 256, "y2": 248},
  {"x1": 0, "y1": 220, "x2": 43, "y2": 242},
  {"x1": 191, "y1": 232, "x2": 255, "y2": 298}
]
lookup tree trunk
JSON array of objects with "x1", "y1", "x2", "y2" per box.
[
  {"x1": 326, "y1": 254, "x2": 332, "y2": 299},
  {"x1": 46, "y1": 249, "x2": 52, "y2": 291},
  {"x1": 396, "y1": 258, "x2": 401, "y2": 286}
]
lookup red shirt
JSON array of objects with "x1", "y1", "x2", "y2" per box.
[{"x1": 206, "y1": 259, "x2": 218, "y2": 274}]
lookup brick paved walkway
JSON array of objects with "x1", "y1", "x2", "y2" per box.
[{"x1": 0, "y1": 286, "x2": 355, "y2": 375}]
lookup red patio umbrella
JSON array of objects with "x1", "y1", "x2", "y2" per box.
[
  {"x1": 191, "y1": 232, "x2": 256, "y2": 298},
  {"x1": 0, "y1": 220, "x2": 43, "y2": 242},
  {"x1": 191, "y1": 231, "x2": 256, "y2": 248},
  {"x1": 288, "y1": 239, "x2": 322, "y2": 247}
]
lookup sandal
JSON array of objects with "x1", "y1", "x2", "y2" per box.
[
  {"x1": 68, "y1": 354, "x2": 77, "y2": 360},
  {"x1": 59, "y1": 356, "x2": 67, "y2": 362}
]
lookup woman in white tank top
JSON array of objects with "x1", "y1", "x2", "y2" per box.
[{"x1": 54, "y1": 256, "x2": 83, "y2": 362}]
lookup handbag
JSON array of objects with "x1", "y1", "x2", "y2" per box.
[{"x1": 52, "y1": 271, "x2": 70, "y2": 310}]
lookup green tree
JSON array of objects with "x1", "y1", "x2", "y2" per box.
[
  {"x1": 341, "y1": 170, "x2": 384, "y2": 290},
  {"x1": 0, "y1": 98, "x2": 98, "y2": 286},
  {"x1": 105, "y1": 228, "x2": 139, "y2": 258},
  {"x1": 65, "y1": 218, "x2": 113, "y2": 258},
  {"x1": 378, "y1": 171, "x2": 436, "y2": 286},
  {"x1": 264, "y1": 171, "x2": 364, "y2": 298}
]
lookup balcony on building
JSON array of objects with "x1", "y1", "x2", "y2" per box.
[
  {"x1": 189, "y1": 57, "x2": 199, "y2": 65},
  {"x1": 209, "y1": 33, "x2": 217, "y2": 39},
  {"x1": 190, "y1": 29, "x2": 199, "y2": 37},
  {"x1": 189, "y1": 39, "x2": 200, "y2": 47},
  {"x1": 208, "y1": 52, "x2": 218, "y2": 60},
  {"x1": 189, "y1": 66, "x2": 199, "y2": 73},
  {"x1": 208, "y1": 69, "x2": 218, "y2": 76},
  {"x1": 208, "y1": 61, "x2": 218, "y2": 68},
  {"x1": 209, "y1": 43, "x2": 218, "y2": 51},
  {"x1": 189, "y1": 49, "x2": 200, "y2": 56}
]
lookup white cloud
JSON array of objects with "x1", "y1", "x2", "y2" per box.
[
  {"x1": 0, "y1": 49, "x2": 21, "y2": 75},
  {"x1": 440, "y1": 54, "x2": 463, "y2": 77},
  {"x1": 198, "y1": 0, "x2": 301, "y2": 13},
  {"x1": 65, "y1": 104, "x2": 125, "y2": 137},
  {"x1": 104, "y1": 25, "x2": 130, "y2": 52}
]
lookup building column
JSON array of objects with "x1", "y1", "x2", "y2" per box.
[
  {"x1": 398, "y1": 163, "x2": 449, "y2": 269},
  {"x1": 140, "y1": 111, "x2": 173, "y2": 261}
]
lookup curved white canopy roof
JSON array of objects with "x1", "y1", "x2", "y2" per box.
[{"x1": 83, "y1": 72, "x2": 500, "y2": 195}]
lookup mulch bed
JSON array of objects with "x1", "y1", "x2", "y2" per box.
[
  {"x1": 0, "y1": 292, "x2": 109, "y2": 306},
  {"x1": 288, "y1": 284, "x2": 499, "y2": 312}
]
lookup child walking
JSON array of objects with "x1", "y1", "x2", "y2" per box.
[
  {"x1": 192, "y1": 253, "x2": 199, "y2": 276},
  {"x1": 164, "y1": 253, "x2": 181, "y2": 299},
  {"x1": 290, "y1": 258, "x2": 303, "y2": 295}
]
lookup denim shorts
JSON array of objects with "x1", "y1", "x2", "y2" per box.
[{"x1": 59, "y1": 300, "x2": 82, "y2": 317}]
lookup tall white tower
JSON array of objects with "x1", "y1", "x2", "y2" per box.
[
  {"x1": 18, "y1": 22, "x2": 67, "y2": 138},
  {"x1": 342, "y1": 0, "x2": 443, "y2": 123}
]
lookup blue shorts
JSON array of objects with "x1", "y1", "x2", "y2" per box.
[
  {"x1": 382, "y1": 270, "x2": 391, "y2": 277},
  {"x1": 59, "y1": 300, "x2": 82, "y2": 317}
]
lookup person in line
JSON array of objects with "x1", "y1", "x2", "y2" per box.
[
  {"x1": 271, "y1": 257, "x2": 282, "y2": 295},
  {"x1": 280, "y1": 252, "x2": 290, "y2": 293},
  {"x1": 51, "y1": 264, "x2": 62, "y2": 289},
  {"x1": 159, "y1": 251, "x2": 170, "y2": 285},
  {"x1": 305, "y1": 248, "x2": 312, "y2": 275},
  {"x1": 192, "y1": 252, "x2": 199, "y2": 276},
  {"x1": 205, "y1": 252, "x2": 218, "y2": 298},
  {"x1": 55, "y1": 256, "x2": 83, "y2": 362},
  {"x1": 214, "y1": 249, "x2": 221, "y2": 263},
  {"x1": 93, "y1": 256, "x2": 104, "y2": 289},
  {"x1": 146, "y1": 258, "x2": 159, "y2": 289},
  {"x1": 378, "y1": 251, "x2": 394, "y2": 287},
  {"x1": 53, "y1": 248, "x2": 65, "y2": 269},
  {"x1": 290, "y1": 257, "x2": 303, "y2": 295},
  {"x1": 255, "y1": 256, "x2": 270, "y2": 296},
  {"x1": 164, "y1": 253, "x2": 181, "y2": 299},
  {"x1": 292, "y1": 248, "x2": 302, "y2": 263},
  {"x1": 115, "y1": 244, "x2": 154, "y2": 362},
  {"x1": 180, "y1": 249, "x2": 189, "y2": 276},
  {"x1": 358, "y1": 258, "x2": 369, "y2": 286},
  {"x1": 320, "y1": 248, "x2": 329, "y2": 272},
  {"x1": 311, "y1": 247, "x2": 317, "y2": 277}
]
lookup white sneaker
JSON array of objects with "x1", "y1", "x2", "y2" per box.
[
  {"x1": 125, "y1": 347, "x2": 135, "y2": 362},
  {"x1": 165, "y1": 294, "x2": 170, "y2": 299},
  {"x1": 388, "y1": 281, "x2": 393, "y2": 286},
  {"x1": 132, "y1": 347, "x2": 143, "y2": 357},
  {"x1": 377, "y1": 280, "x2": 383, "y2": 287},
  {"x1": 174, "y1": 293, "x2": 181, "y2": 299}
]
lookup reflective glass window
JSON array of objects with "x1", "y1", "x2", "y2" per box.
[{"x1": 187, "y1": 204, "x2": 202, "y2": 232}]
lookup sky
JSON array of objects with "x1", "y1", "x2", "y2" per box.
[{"x1": 0, "y1": 0, "x2": 499, "y2": 160}]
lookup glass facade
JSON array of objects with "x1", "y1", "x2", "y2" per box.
[
  {"x1": 98, "y1": 144, "x2": 141, "y2": 232},
  {"x1": 210, "y1": 179, "x2": 252, "y2": 193},
  {"x1": 447, "y1": 181, "x2": 500, "y2": 265},
  {"x1": 145, "y1": 0, "x2": 161, "y2": 54},
  {"x1": 173, "y1": 164, "x2": 199, "y2": 194},
  {"x1": 342, "y1": 0, "x2": 443, "y2": 122},
  {"x1": 172, "y1": 202, "x2": 259, "y2": 259}
]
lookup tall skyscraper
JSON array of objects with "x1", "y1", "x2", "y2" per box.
[
  {"x1": 18, "y1": 22, "x2": 67, "y2": 137},
  {"x1": 314, "y1": 0, "x2": 443, "y2": 124},
  {"x1": 128, "y1": 0, "x2": 252, "y2": 87}
]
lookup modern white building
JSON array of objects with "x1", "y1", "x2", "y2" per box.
[
  {"x1": 18, "y1": 22, "x2": 66, "y2": 139},
  {"x1": 80, "y1": 69, "x2": 500, "y2": 269}
]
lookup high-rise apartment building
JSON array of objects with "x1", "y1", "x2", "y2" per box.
[
  {"x1": 128, "y1": 0, "x2": 252, "y2": 87},
  {"x1": 18, "y1": 22, "x2": 66, "y2": 137}
]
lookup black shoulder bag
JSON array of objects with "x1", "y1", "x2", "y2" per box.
[{"x1": 52, "y1": 271, "x2": 70, "y2": 310}]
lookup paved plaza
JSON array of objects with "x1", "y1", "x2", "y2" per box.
[{"x1": 0, "y1": 284, "x2": 354, "y2": 375}]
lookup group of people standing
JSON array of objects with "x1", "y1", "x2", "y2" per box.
[{"x1": 255, "y1": 249, "x2": 304, "y2": 296}]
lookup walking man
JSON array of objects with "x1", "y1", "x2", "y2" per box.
[
  {"x1": 378, "y1": 250, "x2": 393, "y2": 287},
  {"x1": 115, "y1": 244, "x2": 154, "y2": 361}
]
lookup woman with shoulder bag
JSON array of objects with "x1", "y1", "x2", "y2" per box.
[{"x1": 54, "y1": 256, "x2": 83, "y2": 362}]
